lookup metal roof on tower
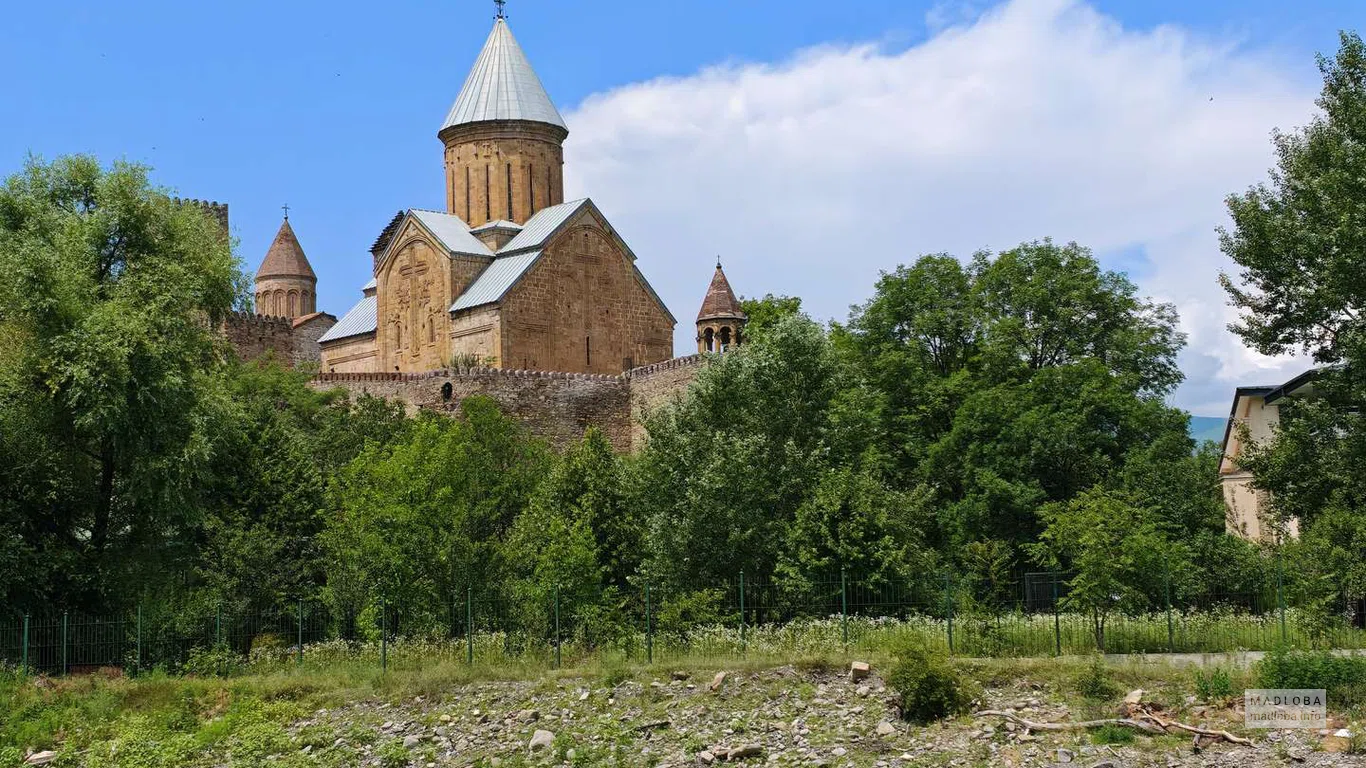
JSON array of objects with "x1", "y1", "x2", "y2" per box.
[{"x1": 441, "y1": 18, "x2": 567, "y2": 131}]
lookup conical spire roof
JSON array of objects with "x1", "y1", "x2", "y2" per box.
[
  {"x1": 256, "y1": 218, "x2": 316, "y2": 280},
  {"x1": 441, "y1": 18, "x2": 567, "y2": 132},
  {"x1": 697, "y1": 263, "x2": 746, "y2": 321}
]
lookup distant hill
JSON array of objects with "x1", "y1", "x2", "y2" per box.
[{"x1": 1189, "y1": 415, "x2": 1228, "y2": 446}]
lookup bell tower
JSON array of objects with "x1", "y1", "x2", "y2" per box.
[
  {"x1": 439, "y1": 8, "x2": 567, "y2": 227},
  {"x1": 697, "y1": 259, "x2": 747, "y2": 353},
  {"x1": 254, "y1": 210, "x2": 317, "y2": 319}
]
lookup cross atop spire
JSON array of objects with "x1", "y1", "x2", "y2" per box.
[
  {"x1": 282, "y1": 203, "x2": 290, "y2": 221},
  {"x1": 494, "y1": 0, "x2": 506, "y2": 19}
]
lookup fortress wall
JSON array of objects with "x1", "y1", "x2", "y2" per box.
[
  {"x1": 625, "y1": 355, "x2": 705, "y2": 449},
  {"x1": 310, "y1": 368, "x2": 633, "y2": 451},
  {"x1": 308, "y1": 354, "x2": 708, "y2": 453}
]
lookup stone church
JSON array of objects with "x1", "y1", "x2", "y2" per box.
[
  {"x1": 311, "y1": 13, "x2": 696, "y2": 376},
  {"x1": 222, "y1": 9, "x2": 750, "y2": 451}
]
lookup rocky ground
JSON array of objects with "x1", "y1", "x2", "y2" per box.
[{"x1": 275, "y1": 663, "x2": 1362, "y2": 768}]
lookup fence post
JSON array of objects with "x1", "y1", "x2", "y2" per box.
[
  {"x1": 297, "y1": 599, "x2": 304, "y2": 666},
  {"x1": 1052, "y1": 577, "x2": 1061, "y2": 657},
  {"x1": 739, "y1": 571, "x2": 747, "y2": 655},
  {"x1": 1277, "y1": 557, "x2": 1288, "y2": 644},
  {"x1": 841, "y1": 567, "x2": 849, "y2": 647},
  {"x1": 135, "y1": 603, "x2": 142, "y2": 677},
  {"x1": 215, "y1": 602, "x2": 223, "y2": 647},
  {"x1": 553, "y1": 584, "x2": 561, "y2": 670},
  {"x1": 944, "y1": 573, "x2": 955, "y2": 655},
  {"x1": 62, "y1": 610, "x2": 69, "y2": 675},
  {"x1": 380, "y1": 593, "x2": 388, "y2": 674},
  {"x1": 21, "y1": 613, "x2": 29, "y2": 676},
  {"x1": 466, "y1": 586, "x2": 473, "y2": 665},
  {"x1": 1164, "y1": 556, "x2": 1175, "y2": 654},
  {"x1": 645, "y1": 582, "x2": 653, "y2": 665}
]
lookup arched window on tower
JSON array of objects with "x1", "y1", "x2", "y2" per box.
[
  {"x1": 703, "y1": 327, "x2": 715, "y2": 352},
  {"x1": 720, "y1": 326, "x2": 732, "y2": 352},
  {"x1": 287, "y1": 291, "x2": 299, "y2": 317}
]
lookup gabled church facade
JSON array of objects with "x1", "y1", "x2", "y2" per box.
[{"x1": 319, "y1": 15, "x2": 675, "y2": 375}]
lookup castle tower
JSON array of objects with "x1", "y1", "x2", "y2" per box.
[
  {"x1": 697, "y1": 260, "x2": 747, "y2": 353},
  {"x1": 439, "y1": 12, "x2": 568, "y2": 228},
  {"x1": 255, "y1": 214, "x2": 317, "y2": 319}
]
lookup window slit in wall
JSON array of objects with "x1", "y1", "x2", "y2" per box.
[
  {"x1": 484, "y1": 165, "x2": 491, "y2": 221},
  {"x1": 506, "y1": 163, "x2": 513, "y2": 220},
  {"x1": 465, "y1": 165, "x2": 471, "y2": 222},
  {"x1": 586, "y1": 336, "x2": 591, "y2": 367},
  {"x1": 528, "y1": 164, "x2": 534, "y2": 214}
]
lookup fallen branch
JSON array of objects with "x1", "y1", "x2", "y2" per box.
[
  {"x1": 974, "y1": 709, "x2": 1254, "y2": 748},
  {"x1": 974, "y1": 710, "x2": 1166, "y2": 736},
  {"x1": 1138, "y1": 712, "x2": 1254, "y2": 747}
]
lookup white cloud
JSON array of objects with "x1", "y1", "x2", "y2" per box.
[{"x1": 560, "y1": 0, "x2": 1319, "y2": 415}]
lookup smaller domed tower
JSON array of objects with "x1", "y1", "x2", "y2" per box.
[
  {"x1": 255, "y1": 213, "x2": 317, "y2": 319},
  {"x1": 696, "y1": 259, "x2": 747, "y2": 353}
]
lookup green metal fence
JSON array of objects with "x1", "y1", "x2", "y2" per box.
[{"x1": 3, "y1": 568, "x2": 1363, "y2": 677}]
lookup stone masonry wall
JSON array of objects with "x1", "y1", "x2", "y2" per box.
[
  {"x1": 308, "y1": 354, "x2": 706, "y2": 453},
  {"x1": 625, "y1": 355, "x2": 704, "y2": 448},
  {"x1": 310, "y1": 368, "x2": 633, "y2": 452},
  {"x1": 225, "y1": 312, "x2": 334, "y2": 368}
]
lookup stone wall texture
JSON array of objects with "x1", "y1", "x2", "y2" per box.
[
  {"x1": 225, "y1": 312, "x2": 335, "y2": 368},
  {"x1": 308, "y1": 354, "x2": 707, "y2": 452},
  {"x1": 499, "y1": 211, "x2": 674, "y2": 375},
  {"x1": 441, "y1": 121, "x2": 567, "y2": 228}
]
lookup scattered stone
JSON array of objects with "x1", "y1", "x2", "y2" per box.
[
  {"x1": 402, "y1": 734, "x2": 422, "y2": 748},
  {"x1": 439, "y1": 713, "x2": 452, "y2": 723},
  {"x1": 698, "y1": 751, "x2": 717, "y2": 765},
  {"x1": 850, "y1": 661, "x2": 871, "y2": 681},
  {"x1": 710, "y1": 671, "x2": 728, "y2": 692},
  {"x1": 876, "y1": 720, "x2": 896, "y2": 737},
  {"x1": 727, "y1": 744, "x2": 763, "y2": 760},
  {"x1": 831, "y1": 746, "x2": 848, "y2": 757},
  {"x1": 672, "y1": 670, "x2": 691, "y2": 681},
  {"x1": 1054, "y1": 747, "x2": 1074, "y2": 763},
  {"x1": 517, "y1": 708, "x2": 540, "y2": 722},
  {"x1": 856, "y1": 685, "x2": 871, "y2": 698},
  {"x1": 529, "y1": 729, "x2": 555, "y2": 751}
]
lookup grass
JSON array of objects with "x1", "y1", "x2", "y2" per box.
[{"x1": 2, "y1": 652, "x2": 1361, "y2": 768}]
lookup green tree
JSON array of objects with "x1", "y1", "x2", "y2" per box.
[
  {"x1": 636, "y1": 314, "x2": 876, "y2": 589},
  {"x1": 1219, "y1": 32, "x2": 1366, "y2": 364},
  {"x1": 739, "y1": 294, "x2": 804, "y2": 342},
  {"x1": 776, "y1": 467, "x2": 937, "y2": 596},
  {"x1": 0, "y1": 155, "x2": 245, "y2": 608},
  {"x1": 322, "y1": 397, "x2": 549, "y2": 634}
]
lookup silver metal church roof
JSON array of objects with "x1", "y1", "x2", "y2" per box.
[
  {"x1": 450, "y1": 250, "x2": 543, "y2": 312},
  {"x1": 318, "y1": 295, "x2": 377, "y2": 343},
  {"x1": 441, "y1": 18, "x2": 567, "y2": 131}
]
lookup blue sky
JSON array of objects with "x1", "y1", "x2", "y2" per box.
[{"x1": 2, "y1": 0, "x2": 1360, "y2": 414}]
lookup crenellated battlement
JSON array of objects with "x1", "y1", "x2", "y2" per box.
[
  {"x1": 626, "y1": 354, "x2": 703, "y2": 379},
  {"x1": 173, "y1": 198, "x2": 230, "y2": 238},
  {"x1": 308, "y1": 354, "x2": 709, "y2": 452}
]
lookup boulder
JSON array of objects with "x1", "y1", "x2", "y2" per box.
[
  {"x1": 529, "y1": 729, "x2": 555, "y2": 751},
  {"x1": 710, "y1": 671, "x2": 728, "y2": 692},
  {"x1": 850, "y1": 661, "x2": 871, "y2": 681}
]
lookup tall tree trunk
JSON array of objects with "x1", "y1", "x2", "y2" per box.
[{"x1": 91, "y1": 444, "x2": 115, "y2": 553}]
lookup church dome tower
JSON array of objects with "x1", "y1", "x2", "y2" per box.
[
  {"x1": 439, "y1": 11, "x2": 567, "y2": 228},
  {"x1": 697, "y1": 260, "x2": 747, "y2": 353},
  {"x1": 255, "y1": 214, "x2": 317, "y2": 319}
]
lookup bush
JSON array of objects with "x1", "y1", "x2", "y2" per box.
[
  {"x1": 1194, "y1": 667, "x2": 1234, "y2": 702},
  {"x1": 1091, "y1": 723, "x2": 1135, "y2": 745},
  {"x1": 886, "y1": 642, "x2": 972, "y2": 724},
  {"x1": 1257, "y1": 646, "x2": 1366, "y2": 705},
  {"x1": 1075, "y1": 655, "x2": 1118, "y2": 701}
]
